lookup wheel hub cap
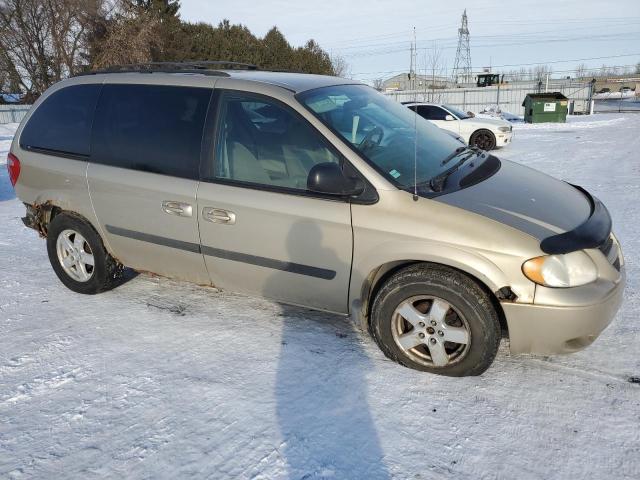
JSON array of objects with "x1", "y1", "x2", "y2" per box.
[
  {"x1": 391, "y1": 295, "x2": 471, "y2": 367},
  {"x1": 56, "y1": 229, "x2": 95, "y2": 283}
]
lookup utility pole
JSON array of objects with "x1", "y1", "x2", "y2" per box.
[
  {"x1": 545, "y1": 72, "x2": 549, "y2": 92},
  {"x1": 452, "y1": 9, "x2": 472, "y2": 85}
]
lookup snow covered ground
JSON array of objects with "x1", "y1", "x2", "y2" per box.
[{"x1": 1, "y1": 114, "x2": 639, "y2": 479}]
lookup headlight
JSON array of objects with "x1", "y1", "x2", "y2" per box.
[
  {"x1": 498, "y1": 126, "x2": 511, "y2": 132},
  {"x1": 522, "y1": 251, "x2": 597, "y2": 287}
]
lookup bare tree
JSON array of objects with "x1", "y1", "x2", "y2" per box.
[
  {"x1": 330, "y1": 54, "x2": 350, "y2": 78},
  {"x1": 505, "y1": 67, "x2": 529, "y2": 82},
  {"x1": 531, "y1": 64, "x2": 552, "y2": 83},
  {"x1": 0, "y1": 0, "x2": 98, "y2": 99},
  {"x1": 372, "y1": 78, "x2": 384, "y2": 91},
  {"x1": 518, "y1": 67, "x2": 528, "y2": 81},
  {"x1": 424, "y1": 43, "x2": 446, "y2": 102},
  {"x1": 574, "y1": 63, "x2": 587, "y2": 79},
  {"x1": 0, "y1": 53, "x2": 10, "y2": 95},
  {"x1": 0, "y1": 0, "x2": 339, "y2": 101},
  {"x1": 599, "y1": 64, "x2": 609, "y2": 77}
]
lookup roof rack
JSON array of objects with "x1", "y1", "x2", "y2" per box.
[{"x1": 75, "y1": 60, "x2": 259, "y2": 77}]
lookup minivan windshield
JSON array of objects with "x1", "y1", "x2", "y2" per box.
[{"x1": 297, "y1": 84, "x2": 466, "y2": 189}]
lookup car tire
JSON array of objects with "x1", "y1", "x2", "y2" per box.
[
  {"x1": 370, "y1": 263, "x2": 501, "y2": 376},
  {"x1": 470, "y1": 129, "x2": 497, "y2": 150},
  {"x1": 46, "y1": 212, "x2": 123, "y2": 294}
]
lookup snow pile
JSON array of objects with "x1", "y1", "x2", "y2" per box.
[
  {"x1": 475, "y1": 106, "x2": 523, "y2": 123},
  {"x1": 593, "y1": 90, "x2": 636, "y2": 100},
  {"x1": 0, "y1": 123, "x2": 18, "y2": 165},
  {"x1": 1, "y1": 115, "x2": 639, "y2": 479}
]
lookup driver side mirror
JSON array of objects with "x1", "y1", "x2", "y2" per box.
[
  {"x1": 444, "y1": 114, "x2": 455, "y2": 121},
  {"x1": 307, "y1": 162, "x2": 365, "y2": 197}
]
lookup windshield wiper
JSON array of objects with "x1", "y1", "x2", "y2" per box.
[
  {"x1": 439, "y1": 146, "x2": 467, "y2": 166},
  {"x1": 429, "y1": 148, "x2": 481, "y2": 192},
  {"x1": 440, "y1": 146, "x2": 480, "y2": 166}
]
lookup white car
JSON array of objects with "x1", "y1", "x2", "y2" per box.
[{"x1": 404, "y1": 103, "x2": 513, "y2": 150}]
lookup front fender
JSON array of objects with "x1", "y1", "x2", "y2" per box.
[{"x1": 349, "y1": 239, "x2": 535, "y2": 320}]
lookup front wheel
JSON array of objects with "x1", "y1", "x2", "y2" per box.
[
  {"x1": 469, "y1": 129, "x2": 497, "y2": 150},
  {"x1": 370, "y1": 264, "x2": 501, "y2": 376}
]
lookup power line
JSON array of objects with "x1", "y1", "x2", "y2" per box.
[
  {"x1": 334, "y1": 23, "x2": 640, "y2": 52},
  {"x1": 331, "y1": 21, "x2": 640, "y2": 52},
  {"x1": 340, "y1": 31, "x2": 640, "y2": 58},
  {"x1": 323, "y1": 16, "x2": 640, "y2": 50},
  {"x1": 349, "y1": 55, "x2": 640, "y2": 78},
  {"x1": 478, "y1": 52, "x2": 640, "y2": 69}
]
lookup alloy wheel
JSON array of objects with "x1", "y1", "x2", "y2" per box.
[
  {"x1": 473, "y1": 132, "x2": 495, "y2": 150},
  {"x1": 391, "y1": 295, "x2": 471, "y2": 367},
  {"x1": 56, "y1": 229, "x2": 95, "y2": 282}
]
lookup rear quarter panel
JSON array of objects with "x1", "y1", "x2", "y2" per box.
[
  {"x1": 11, "y1": 77, "x2": 103, "y2": 234},
  {"x1": 13, "y1": 149, "x2": 99, "y2": 234}
]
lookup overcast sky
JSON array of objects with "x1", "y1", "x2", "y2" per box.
[{"x1": 180, "y1": 0, "x2": 640, "y2": 82}]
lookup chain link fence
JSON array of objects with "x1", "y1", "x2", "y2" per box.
[
  {"x1": 0, "y1": 105, "x2": 31, "y2": 124},
  {"x1": 593, "y1": 97, "x2": 640, "y2": 113},
  {"x1": 383, "y1": 80, "x2": 596, "y2": 117}
]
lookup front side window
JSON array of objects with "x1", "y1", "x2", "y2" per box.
[
  {"x1": 213, "y1": 92, "x2": 341, "y2": 190},
  {"x1": 20, "y1": 84, "x2": 102, "y2": 157},
  {"x1": 91, "y1": 84, "x2": 211, "y2": 179},
  {"x1": 298, "y1": 84, "x2": 462, "y2": 188}
]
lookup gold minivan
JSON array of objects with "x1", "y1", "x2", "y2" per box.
[{"x1": 7, "y1": 64, "x2": 625, "y2": 376}]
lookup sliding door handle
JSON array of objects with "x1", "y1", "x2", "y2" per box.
[
  {"x1": 202, "y1": 207, "x2": 236, "y2": 225},
  {"x1": 162, "y1": 201, "x2": 193, "y2": 218}
]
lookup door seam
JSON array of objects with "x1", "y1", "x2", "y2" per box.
[
  {"x1": 346, "y1": 202, "x2": 355, "y2": 314},
  {"x1": 194, "y1": 179, "x2": 214, "y2": 286},
  {"x1": 85, "y1": 162, "x2": 115, "y2": 256}
]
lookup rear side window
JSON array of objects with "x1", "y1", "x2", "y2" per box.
[
  {"x1": 92, "y1": 84, "x2": 212, "y2": 179},
  {"x1": 417, "y1": 105, "x2": 448, "y2": 120},
  {"x1": 20, "y1": 84, "x2": 101, "y2": 157}
]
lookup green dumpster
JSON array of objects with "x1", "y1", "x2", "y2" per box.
[{"x1": 522, "y1": 92, "x2": 569, "y2": 123}]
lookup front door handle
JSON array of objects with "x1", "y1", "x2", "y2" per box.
[
  {"x1": 203, "y1": 207, "x2": 236, "y2": 225},
  {"x1": 162, "y1": 201, "x2": 193, "y2": 218}
]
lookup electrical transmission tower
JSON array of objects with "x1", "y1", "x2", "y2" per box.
[{"x1": 452, "y1": 9, "x2": 472, "y2": 84}]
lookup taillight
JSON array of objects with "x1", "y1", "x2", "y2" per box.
[{"x1": 7, "y1": 152, "x2": 20, "y2": 186}]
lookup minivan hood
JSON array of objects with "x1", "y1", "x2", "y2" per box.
[{"x1": 434, "y1": 159, "x2": 591, "y2": 241}]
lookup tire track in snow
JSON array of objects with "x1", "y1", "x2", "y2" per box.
[
  {"x1": 517, "y1": 356, "x2": 635, "y2": 385},
  {"x1": 0, "y1": 367, "x2": 82, "y2": 406}
]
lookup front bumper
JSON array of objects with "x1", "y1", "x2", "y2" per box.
[
  {"x1": 502, "y1": 267, "x2": 625, "y2": 355},
  {"x1": 496, "y1": 131, "x2": 513, "y2": 146}
]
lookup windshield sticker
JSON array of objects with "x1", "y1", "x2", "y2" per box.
[{"x1": 389, "y1": 169, "x2": 401, "y2": 179}]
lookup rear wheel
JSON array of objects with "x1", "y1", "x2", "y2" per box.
[
  {"x1": 370, "y1": 264, "x2": 501, "y2": 376},
  {"x1": 470, "y1": 129, "x2": 496, "y2": 150},
  {"x1": 47, "y1": 213, "x2": 123, "y2": 294}
]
